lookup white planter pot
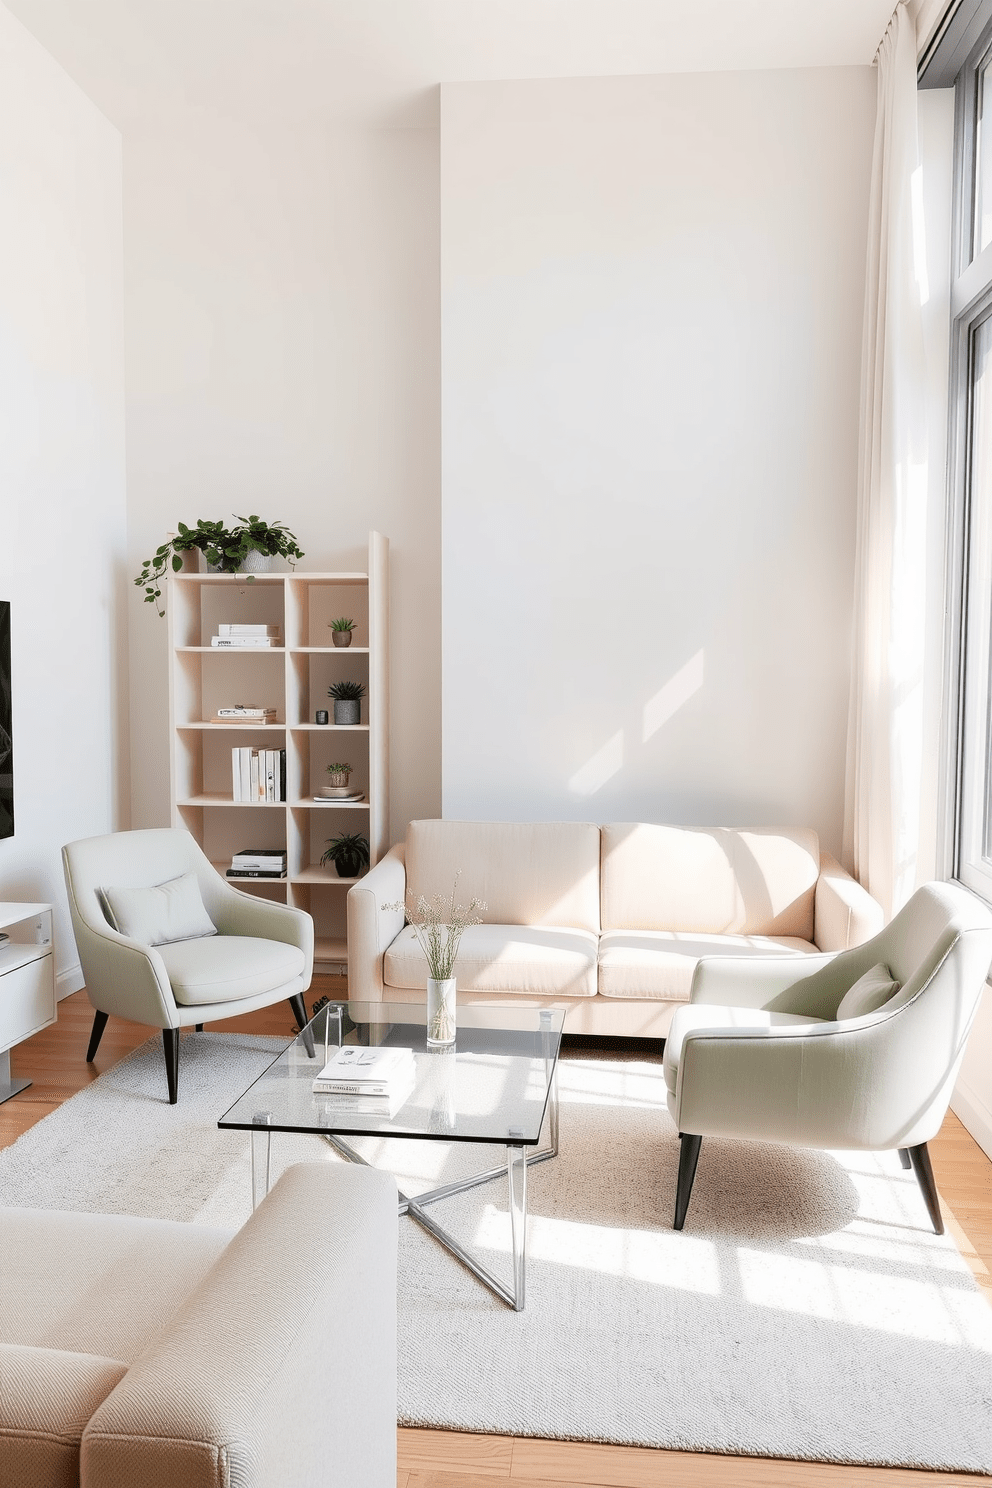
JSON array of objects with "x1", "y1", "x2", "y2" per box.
[
  {"x1": 426, "y1": 978, "x2": 456, "y2": 1047},
  {"x1": 240, "y1": 550, "x2": 275, "y2": 573}
]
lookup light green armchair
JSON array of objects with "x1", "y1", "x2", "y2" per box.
[
  {"x1": 665, "y1": 881, "x2": 992, "y2": 1233},
  {"x1": 63, "y1": 828, "x2": 314, "y2": 1104}
]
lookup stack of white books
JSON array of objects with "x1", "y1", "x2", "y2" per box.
[
  {"x1": 211, "y1": 706, "x2": 278, "y2": 725},
  {"x1": 211, "y1": 624, "x2": 283, "y2": 648},
  {"x1": 232, "y1": 747, "x2": 286, "y2": 803},
  {"x1": 227, "y1": 848, "x2": 287, "y2": 880},
  {"x1": 312, "y1": 1044, "x2": 416, "y2": 1113}
]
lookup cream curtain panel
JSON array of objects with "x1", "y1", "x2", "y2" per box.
[{"x1": 844, "y1": 0, "x2": 929, "y2": 921}]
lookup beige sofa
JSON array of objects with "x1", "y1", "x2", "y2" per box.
[
  {"x1": 0, "y1": 1163, "x2": 397, "y2": 1488},
  {"x1": 348, "y1": 820, "x2": 884, "y2": 1037}
]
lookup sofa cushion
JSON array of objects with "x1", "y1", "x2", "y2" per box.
[
  {"x1": 601, "y1": 823, "x2": 820, "y2": 938},
  {"x1": 406, "y1": 819, "x2": 601, "y2": 933},
  {"x1": 664, "y1": 1005, "x2": 827, "y2": 1095},
  {"x1": 156, "y1": 935, "x2": 305, "y2": 1005},
  {"x1": 384, "y1": 923, "x2": 599, "y2": 997},
  {"x1": 0, "y1": 1208, "x2": 233, "y2": 1362},
  {"x1": 598, "y1": 930, "x2": 816, "y2": 1002},
  {"x1": 0, "y1": 1344, "x2": 127, "y2": 1488}
]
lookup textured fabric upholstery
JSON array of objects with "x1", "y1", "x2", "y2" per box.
[
  {"x1": 62, "y1": 829, "x2": 313, "y2": 1030},
  {"x1": 406, "y1": 819, "x2": 601, "y2": 933},
  {"x1": 663, "y1": 1007, "x2": 826, "y2": 1094},
  {"x1": 157, "y1": 936, "x2": 306, "y2": 1006},
  {"x1": 0, "y1": 1165, "x2": 397, "y2": 1488},
  {"x1": 0, "y1": 1345, "x2": 127, "y2": 1488},
  {"x1": 836, "y1": 962, "x2": 899, "y2": 1020},
  {"x1": 100, "y1": 873, "x2": 217, "y2": 946},
  {"x1": 813, "y1": 851, "x2": 886, "y2": 951},
  {"x1": 600, "y1": 823, "x2": 820, "y2": 937},
  {"x1": 669, "y1": 882, "x2": 992, "y2": 1151},
  {"x1": 82, "y1": 1163, "x2": 398, "y2": 1488},
  {"x1": 597, "y1": 931, "x2": 815, "y2": 1001},
  {"x1": 384, "y1": 923, "x2": 599, "y2": 996}
]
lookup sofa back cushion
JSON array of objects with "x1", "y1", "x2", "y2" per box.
[
  {"x1": 601, "y1": 824, "x2": 820, "y2": 938},
  {"x1": 406, "y1": 820, "x2": 601, "y2": 932}
]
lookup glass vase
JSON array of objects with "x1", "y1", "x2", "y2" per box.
[{"x1": 426, "y1": 977, "x2": 456, "y2": 1047}]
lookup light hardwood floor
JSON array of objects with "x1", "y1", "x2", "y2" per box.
[{"x1": 4, "y1": 986, "x2": 991, "y2": 1488}]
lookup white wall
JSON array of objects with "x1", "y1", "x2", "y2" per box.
[
  {"x1": 123, "y1": 116, "x2": 441, "y2": 843},
  {"x1": 441, "y1": 69, "x2": 875, "y2": 849},
  {"x1": 0, "y1": 1, "x2": 126, "y2": 992}
]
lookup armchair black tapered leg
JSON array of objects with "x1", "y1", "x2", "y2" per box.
[
  {"x1": 674, "y1": 1133, "x2": 702, "y2": 1231},
  {"x1": 163, "y1": 1028, "x2": 180, "y2": 1105},
  {"x1": 289, "y1": 994, "x2": 315, "y2": 1058},
  {"x1": 195, "y1": 1023, "x2": 204, "y2": 1032},
  {"x1": 86, "y1": 1011, "x2": 109, "y2": 1064},
  {"x1": 908, "y1": 1142, "x2": 944, "y2": 1234},
  {"x1": 898, "y1": 1148, "x2": 912, "y2": 1169}
]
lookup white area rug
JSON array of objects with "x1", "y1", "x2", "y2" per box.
[{"x1": 2, "y1": 1032, "x2": 992, "y2": 1472}]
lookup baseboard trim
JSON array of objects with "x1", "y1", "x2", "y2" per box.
[
  {"x1": 951, "y1": 1079, "x2": 992, "y2": 1164},
  {"x1": 56, "y1": 964, "x2": 84, "y2": 1001}
]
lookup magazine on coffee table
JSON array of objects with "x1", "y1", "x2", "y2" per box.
[{"x1": 313, "y1": 1043, "x2": 415, "y2": 1095}]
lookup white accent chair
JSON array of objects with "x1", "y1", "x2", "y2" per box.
[
  {"x1": 62, "y1": 829, "x2": 313, "y2": 1104},
  {"x1": 665, "y1": 881, "x2": 992, "y2": 1233}
]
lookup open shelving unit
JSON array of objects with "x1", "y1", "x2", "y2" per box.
[{"x1": 167, "y1": 532, "x2": 389, "y2": 971}]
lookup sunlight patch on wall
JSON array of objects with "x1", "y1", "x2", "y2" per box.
[
  {"x1": 568, "y1": 730, "x2": 623, "y2": 796},
  {"x1": 642, "y1": 650, "x2": 705, "y2": 743}
]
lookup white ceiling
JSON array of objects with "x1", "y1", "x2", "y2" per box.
[{"x1": 5, "y1": 0, "x2": 897, "y2": 128}]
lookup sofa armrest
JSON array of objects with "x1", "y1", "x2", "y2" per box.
[
  {"x1": 814, "y1": 851, "x2": 884, "y2": 952},
  {"x1": 81, "y1": 1163, "x2": 398, "y2": 1488},
  {"x1": 347, "y1": 845, "x2": 407, "y2": 1003},
  {"x1": 690, "y1": 953, "x2": 839, "y2": 1009}
]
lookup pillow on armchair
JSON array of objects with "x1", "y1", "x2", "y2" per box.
[{"x1": 100, "y1": 873, "x2": 217, "y2": 946}]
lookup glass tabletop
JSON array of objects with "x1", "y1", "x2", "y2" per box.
[{"x1": 218, "y1": 999, "x2": 565, "y2": 1146}]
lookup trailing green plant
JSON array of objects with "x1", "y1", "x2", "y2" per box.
[
  {"x1": 135, "y1": 515, "x2": 304, "y2": 616},
  {"x1": 329, "y1": 617, "x2": 355, "y2": 633},
  {"x1": 320, "y1": 832, "x2": 370, "y2": 878},
  {"x1": 134, "y1": 519, "x2": 230, "y2": 616},
  {"x1": 327, "y1": 680, "x2": 366, "y2": 701}
]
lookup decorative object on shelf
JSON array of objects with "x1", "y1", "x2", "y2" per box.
[
  {"x1": 328, "y1": 679, "x2": 365, "y2": 725},
  {"x1": 137, "y1": 516, "x2": 304, "y2": 616},
  {"x1": 326, "y1": 763, "x2": 352, "y2": 788},
  {"x1": 329, "y1": 617, "x2": 355, "y2": 648},
  {"x1": 320, "y1": 832, "x2": 370, "y2": 879},
  {"x1": 135, "y1": 519, "x2": 230, "y2": 616},
  {"x1": 315, "y1": 709, "x2": 329, "y2": 725},
  {"x1": 384, "y1": 877, "x2": 486, "y2": 1047}
]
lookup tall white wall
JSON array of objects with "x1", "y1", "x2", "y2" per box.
[
  {"x1": 123, "y1": 117, "x2": 441, "y2": 843},
  {"x1": 441, "y1": 69, "x2": 875, "y2": 850},
  {"x1": 0, "y1": 2, "x2": 126, "y2": 991}
]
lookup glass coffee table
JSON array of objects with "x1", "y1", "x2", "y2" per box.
[{"x1": 218, "y1": 999, "x2": 564, "y2": 1311}]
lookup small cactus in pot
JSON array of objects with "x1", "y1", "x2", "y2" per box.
[
  {"x1": 328, "y1": 679, "x2": 366, "y2": 725},
  {"x1": 326, "y1": 762, "x2": 352, "y2": 788},
  {"x1": 329, "y1": 617, "x2": 355, "y2": 648}
]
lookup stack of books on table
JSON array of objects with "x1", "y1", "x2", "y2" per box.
[
  {"x1": 210, "y1": 706, "x2": 278, "y2": 725},
  {"x1": 232, "y1": 747, "x2": 286, "y2": 802},
  {"x1": 312, "y1": 1044, "x2": 416, "y2": 1114},
  {"x1": 227, "y1": 848, "x2": 287, "y2": 880},
  {"x1": 211, "y1": 624, "x2": 283, "y2": 648}
]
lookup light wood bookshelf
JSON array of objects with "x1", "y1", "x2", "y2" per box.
[{"x1": 167, "y1": 533, "x2": 389, "y2": 972}]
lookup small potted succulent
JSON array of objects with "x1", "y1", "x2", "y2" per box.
[
  {"x1": 325, "y1": 762, "x2": 352, "y2": 788},
  {"x1": 329, "y1": 617, "x2": 355, "y2": 648},
  {"x1": 328, "y1": 679, "x2": 365, "y2": 725},
  {"x1": 320, "y1": 832, "x2": 370, "y2": 879}
]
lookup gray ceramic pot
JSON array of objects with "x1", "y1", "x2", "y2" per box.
[
  {"x1": 331, "y1": 631, "x2": 352, "y2": 648},
  {"x1": 333, "y1": 699, "x2": 361, "y2": 725}
]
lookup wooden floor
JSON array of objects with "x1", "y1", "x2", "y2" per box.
[{"x1": 4, "y1": 985, "x2": 992, "y2": 1488}]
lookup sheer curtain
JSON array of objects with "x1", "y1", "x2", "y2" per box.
[{"x1": 844, "y1": 0, "x2": 929, "y2": 920}]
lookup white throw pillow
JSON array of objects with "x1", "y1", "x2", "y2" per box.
[
  {"x1": 101, "y1": 872, "x2": 217, "y2": 946},
  {"x1": 836, "y1": 961, "x2": 899, "y2": 1020}
]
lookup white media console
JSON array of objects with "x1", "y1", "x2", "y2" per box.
[{"x1": 0, "y1": 902, "x2": 55, "y2": 1103}]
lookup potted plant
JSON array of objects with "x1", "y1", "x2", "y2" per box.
[
  {"x1": 329, "y1": 617, "x2": 355, "y2": 648},
  {"x1": 328, "y1": 679, "x2": 365, "y2": 725},
  {"x1": 222, "y1": 515, "x2": 305, "y2": 574},
  {"x1": 134, "y1": 519, "x2": 231, "y2": 616},
  {"x1": 325, "y1": 763, "x2": 352, "y2": 787},
  {"x1": 320, "y1": 832, "x2": 370, "y2": 879}
]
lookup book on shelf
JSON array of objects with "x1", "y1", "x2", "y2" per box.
[
  {"x1": 227, "y1": 867, "x2": 286, "y2": 879},
  {"x1": 231, "y1": 846, "x2": 286, "y2": 864},
  {"x1": 211, "y1": 636, "x2": 281, "y2": 648},
  {"x1": 313, "y1": 1044, "x2": 415, "y2": 1095},
  {"x1": 232, "y1": 748, "x2": 287, "y2": 803},
  {"x1": 211, "y1": 715, "x2": 279, "y2": 725},
  {"x1": 218, "y1": 624, "x2": 282, "y2": 637},
  {"x1": 216, "y1": 707, "x2": 277, "y2": 718}
]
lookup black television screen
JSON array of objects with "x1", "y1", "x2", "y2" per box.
[{"x1": 0, "y1": 602, "x2": 11, "y2": 838}]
